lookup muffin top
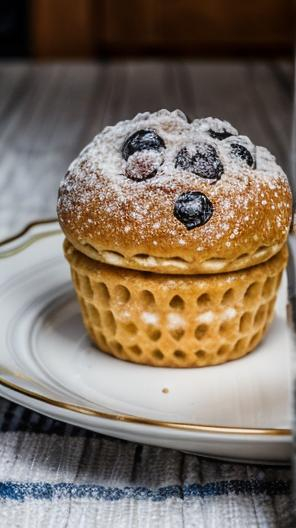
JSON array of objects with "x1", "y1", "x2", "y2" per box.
[{"x1": 57, "y1": 110, "x2": 292, "y2": 274}]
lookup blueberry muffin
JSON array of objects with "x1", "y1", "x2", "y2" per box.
[{"x1": 57, "y1": 110, "x2": 292, "y2": 367}]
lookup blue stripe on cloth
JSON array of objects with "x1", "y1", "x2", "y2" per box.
[{"x1": 0, "y1": 480, "x2": 290, "y2": 502}]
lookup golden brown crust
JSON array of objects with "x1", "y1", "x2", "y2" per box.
[
  {"x1": 65, "y1": 240, "x2": 288, "y2": 367},
  {"x1": 57, "y1": 111, "x2": 292, "y2": 273},
  {"x1": 65, "y1": 234, "x2": 284, "y2": 274}
]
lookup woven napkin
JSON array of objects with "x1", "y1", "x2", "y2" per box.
[{"x1": 0, "y1": 398, "x2": 291, "y2": 528}]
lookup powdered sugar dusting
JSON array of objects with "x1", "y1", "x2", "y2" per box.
[
  {"x1": 57, "y1": 109, "x2": 292, "y2": 263},
  {"x1": 125, "y1": 150, "x2": 164, "y2": 181}
]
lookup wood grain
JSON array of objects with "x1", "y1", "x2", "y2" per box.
[
  {"x1": 100, "y1": 0, "x2": 294, "y2": 54},
  {"x1": 30, "y1": 0, "x2": 293, "y2": 58},
  {"x1": 31, "y1": 0, "x2": 95, "y2": 58}
]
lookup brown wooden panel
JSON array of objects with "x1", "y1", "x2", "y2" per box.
[
  {"x1": 98, "y1": 0, "x2": 294, "y2": 55},
  {"x1": 31, "y1": 0, "x2": 294, "y2": 58},
  {"x1": 31, "y1": 0, "x2": 95, "y2": 58}
]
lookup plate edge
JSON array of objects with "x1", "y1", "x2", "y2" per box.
[{"x1": 0, "y1": 218, "x2": 291, "y2": 438}]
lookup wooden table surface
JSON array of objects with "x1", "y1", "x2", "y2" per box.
[
  {"x1": 0, "y1": 60, "x2": 293, "y2": 240},
  {"x1": 0, "y1": 60, "x2": 293, "y2": 527}
]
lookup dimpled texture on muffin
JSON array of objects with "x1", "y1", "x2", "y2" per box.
[{"x1": 57, "y1": 110, "x2": 292, "y2": 274}]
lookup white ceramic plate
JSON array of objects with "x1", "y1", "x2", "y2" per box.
[{"x1": 0, "y1": 220, "x2": 293, "y2": 464}]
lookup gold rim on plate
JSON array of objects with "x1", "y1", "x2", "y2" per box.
[{"x1": 0, "y1": 219, "x2": 291, "y2": 437}]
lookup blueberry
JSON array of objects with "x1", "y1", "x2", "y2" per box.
[
  {"x1": 209, "y1": 129, "x2": 233, "y2": 140},
  {"x1": 125, "y1": 151, "x2": 163, "y2": 181},
  {"x1": 122, "y1": 129, "x2": 165, "y2": 160},
  {"x1": 175, "y1": 147, "x2": 191, "y2": 170},
  {"x1": 230, "y1": 143, "x2": 255, "y2": 168},
  {"x1": 175, "y1": 144, "x2": 223, "y2": 180},
  {"x1": 174, "y1": 191, "x2": 213, "y2": 230}
]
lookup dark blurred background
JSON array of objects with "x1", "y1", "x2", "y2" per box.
[{"x1": 0, "y1": 0, "x2": 294, "y2": 59}]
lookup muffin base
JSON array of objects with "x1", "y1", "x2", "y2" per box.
[{"x1": 64, "y1": 240, "x2": 288, "y2": 368}]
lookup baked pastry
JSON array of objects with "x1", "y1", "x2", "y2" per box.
[{"x1": 58, "y1": 110, "x2": 292, "y2": 367}]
